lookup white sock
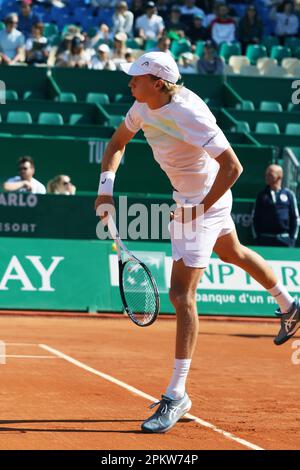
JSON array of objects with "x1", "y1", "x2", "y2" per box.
[
  {"x1": 267, "y1": 282, "x2": 294, "y2": 313},
  {"x1": 165, "y1": 358, "x2": 191, "y2": 400}
]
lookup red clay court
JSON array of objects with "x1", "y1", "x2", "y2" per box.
[{"x1": 0, "y1": 313, "x2": 299, "y2": 450}]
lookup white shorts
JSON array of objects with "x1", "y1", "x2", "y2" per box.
[{"x1": 169, "y1": 190, "x2": 235, "y2": 268}]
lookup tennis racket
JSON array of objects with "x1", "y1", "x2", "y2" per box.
[{"x1": 107, "y1": 216, "x2": 160, "y2": 327}]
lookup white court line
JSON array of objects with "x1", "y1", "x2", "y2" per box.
[
  {"x1": 39, "y1": 343, "x2": 264, "y2": 451},
  {"x1": 4, "y1": 343, "x2": 39, "y2": 347},
  {"x1": 0, "y1": 355, "x2": 60, "y2": 359}
]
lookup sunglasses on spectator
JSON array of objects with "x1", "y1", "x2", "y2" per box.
[
  {"x1": 63, "y1": 180, "x2": 71, "y2": 185},
  {"x1": 19, "y1": 166, "x2": 31, "y2": 171}
]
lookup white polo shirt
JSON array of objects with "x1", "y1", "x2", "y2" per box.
[
  {"x1": 125, "y1": 86, "x2": 230, "y2": 200},
  {"x1": 6, "y1": 176, "x2": 46, "y2": 194},
  {"x1": 135, "y1": 14, "x2": 165, "y2": 40}
]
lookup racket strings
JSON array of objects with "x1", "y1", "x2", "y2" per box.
[{"x1": 122, "y1": 260, "x2": 158, "y2": 325}]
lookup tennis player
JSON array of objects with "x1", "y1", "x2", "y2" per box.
[{"x1": 95, "y1": 51, "x2": 300, "y2": 433}]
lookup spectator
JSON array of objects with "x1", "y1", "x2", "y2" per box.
[
  {"x1": 156, "y1": 0, "x2": 171, "y2": 21},
  {"x1": 0, "y1": 13, "x2": 25, "y2": 65},
  {"x1": 3, "y1": 156, "x2": 46, "y2": 194},
  {"x1": 151, "y1": 35, "x2": 173, "y2": 54},
  {"x1": 131, "y1": 0, "x2": 145, "y2": 23},
  {"x1": 112, "y1": 31, "x2": 128, "y2": 65},
  {"x1": 25, "y1": 22, "x2": 49, "y2": 65},
  {"x1": 135, "y1": 1, "x2": 165, "y2": 41},
  {"x1": 180, "y1": 0, "x2": 206, "y2": 30},
  {"x1": 124, "y1": 49, "x2": 135, "y2": 63},
  {"x1": 197, "y1": 39, "x2": 224, "y2": 74},
  {"x1": 56, "y1": 36, "x2": 91, "y2": 68},
  {"x1": 186, "y1": 13, "x2": 209, "y2": 44},
  {"x1": 89, "y1": 44, "x2": 117, "y2": 70},
  {"x1": 18, "y1": 0, "x2": 41, "y2": 39},
  {"x1": 47, "y1": 175, "x2": 76, "y2": 195},
  {"x1": 210, "y1": 3, "x2": 236, "y2": 46},
  {"x1": 87, "y1": 24, "x2": 111, "y2": 50},
  {"x1": 165, "y1": 5, "x2": 187, "y2": 40},
  {"x1": 253, "y1": 164, "x2": 299, "y2": 247},
  {"x1": 112, "y1": 2, "x2": 134, "y2": 38},
  {"x1": 178, "y1": 51, "x2": 196, "y2": 73},
  {"x1": 237, "y1": 5, "x2": 263, "y2": 54},
  {"x1": 271, "y1": 1, "x2": 299, "y2": 45}
]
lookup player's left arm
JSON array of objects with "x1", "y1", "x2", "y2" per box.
[{"x1": 200, "y1": 146, "x2": 243, "y2": 213}]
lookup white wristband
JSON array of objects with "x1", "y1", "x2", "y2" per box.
[{"x1": 98, "y1": 171, "x2": 115, "y2": 196}]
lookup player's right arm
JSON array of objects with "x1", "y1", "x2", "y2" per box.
[{"x1": 94, "y1": 121, "x2": 136, "y2": 220}]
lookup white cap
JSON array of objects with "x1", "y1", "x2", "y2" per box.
[
  {"x1": 98, "y1": 43, "x2": 110, "y2": 53},
  {"x1": 120, "y1": 51, "x2": 180, "y2": 84}
]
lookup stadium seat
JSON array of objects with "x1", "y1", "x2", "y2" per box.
[
  {"x1": 294, "y1": 46, "x2": 300, "y2": 60},
  {"x1": 260, "y1": 64, "x2": 286, "y2": 77},
  {"x1": 106, "y1": 115, "x2": 125, "y2": 127},
  {"x1": 219, "y1": 42, "x2": 241, "y2": 63},
  {"x1": 259, "y1": 101, "x2": 283, "y2": 112},
  {"x1": 38, "y1": 112, "x2": 64, "y2": 125},
  {"x1": 287, "y1": 103, "x2": 300, "y2": 112},
  {"x1": 235, "y1": 121, "x2": 251, "y2": 133},
  {"x1": 69, "y1": 113, "x2": 84, "y2": 125},
  {"x1": 114, "y1": 94, "x2": 134, "y2": 104},
  {"x1": 86, "y1": 92, "x2": 110, "y2": 105},
  {"x1": 43, "y1": 23, "x2": 59, "y2": 38},
  {"x1": 270, "y1": 46, "x2": 292, "y2": 64},
  {"x1": 23, "y1": 91, "x2": 45, "y2": 100},
  {"x1": 7, "y1": 111, "x2": 32, "y2": 124},
  {"x1": 255, "y1": 122, "x2": 280, "y2": 134},
  {"x1": 5, "y1": 89, "x2": 18, "y2": 100},
  {"x1": 285, "y1": 123, "x2": 300, "y2": 135},
  {"x1": 195, "y1": 40, "x2": 205, "y2": 57},
  {"x1": 228, "y1": 55, "x2": 250, "y2": 73},
  {"x1": 246, "y1": 45, "x2": 267, "y2": 65},
  {"x1": 126, "y1": 39, "x2": 142, "y2": 49},
  {"x1": 284, "y1": 37, "x2": 300, "y2": 54},
  {"x1": 235, "y1": 100, "x2": 255, "y2": 111},
  {"x1": 170, "y1": 39, "x2": 191, "y2": 59},
  {"x1": 261, "y1": 36, "x2": 279, "y2": 53},
  {"x1": 145, "y1": 39, "x2": 157, "y2": 51},
  {"x1": 0, "y1": 21, "x2": 5, "y2": 31},
  {"x1": 239, "y1": 64, "x2": 260, "y2": 76},
  {"x1": 281, "y1": 58, "x2": 300, "y2": 72},
  {"x1": 256, "y1": 57, "x2": 277, "y2": 72},
  {"x1": 56, "y1": 92, "x2": 77, "y2": 103}
]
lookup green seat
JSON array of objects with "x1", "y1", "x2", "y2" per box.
[
  {"x1": 106, "y1": 115, "x2": 125, "y2": 127},
  {"x1": 6, "y1": 90, "x2": 19, "y2": 101},
  {"x1": 38, "y1": 112, "x2": 64, "y2": 125},
  {"x1": 114, "y1": 93, "x2": 134, "y2": 104},
  {"x1": 145, "y1": 39, "x2": 157, "y2": 51},
  {"x1": 236, "y1": 100, "x2": 255, "y2": 111},
  {"x1": 170, "y1": 39, "x2": 191, "y2": 59},
  {"x1": 255, "y1": 122, "x2": 280, "y2": 134},
  {"x1": 259, "y1": 101, "x2": 283, "y2": 112},
  {"x1": 86, "y1": 92, "x2": 110, "y2": 105},
  {"x1": 69, "y1": 113, "x2": 84, "y2": 125},
  {"x1": 285, "y1": 123, "x2": 300, "y2": 135},
  {"x1": 293, "y1": 46, "x2": 300, "y2": 60},
  {"x1": 0, "y1": 21, "x2": 5, "y2": 31},
  {"x1": 284, "y1": 37, "x2": 300, "y2": 54},
  {"x1": 7, "y1": 111, "x2": 32, "y2": 124},
  {"x1": 261, "y1": 36, "x2": 279, "y2": 53},
  {"x1": 219, "y1": 42, "x2": 241, "y2": 63},
  {"x1": 56, "y1": 92, "x2": 77, "y2": 103},
  {"x1": 44, "y1": 23, "x2": 59, "y2": 38},
  {"x1": 287, "y1": 103, "x2": 300, "y2": 112},
  {"x1": 270, "y1": 46, "x2": 292, "y2": 64},
  {"x1": 235, "y1": 120, "x2": 251, "y2": 133},
  {"x1": 195, "y1": 40, "x2": 205, "y2": 57},
  {"x1": 246, "y1": 45, "x2": 267, "y2": 65},
  {"x1": 126, "y1": 39, "x2": 141, "y2": 49},
  {"x1": 23, "y1": 90, "x2": 45, "y2": 100}
]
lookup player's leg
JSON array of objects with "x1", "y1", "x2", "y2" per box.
[
  {"x1": 141, "y1": 260, "x2": 205, "y2": 434},
  {"x1": 213, "y1": 228, "x2": 300, "y2": 345}
]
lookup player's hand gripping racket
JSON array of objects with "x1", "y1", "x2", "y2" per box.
[{"x1": 107, "y1": 216, "x2": 160, "y2": 327}]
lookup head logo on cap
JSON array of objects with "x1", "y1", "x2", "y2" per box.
[{"x1": 141, "y1": 61, "x2": 150, "y2": 67}]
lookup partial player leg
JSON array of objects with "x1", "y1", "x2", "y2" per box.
[
  {"x1": 141, "y1": 259, "x2": 205, "y2": 433},
  {"x1": 213, "y1": 229, "x2": 300, "y2": 345}
]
